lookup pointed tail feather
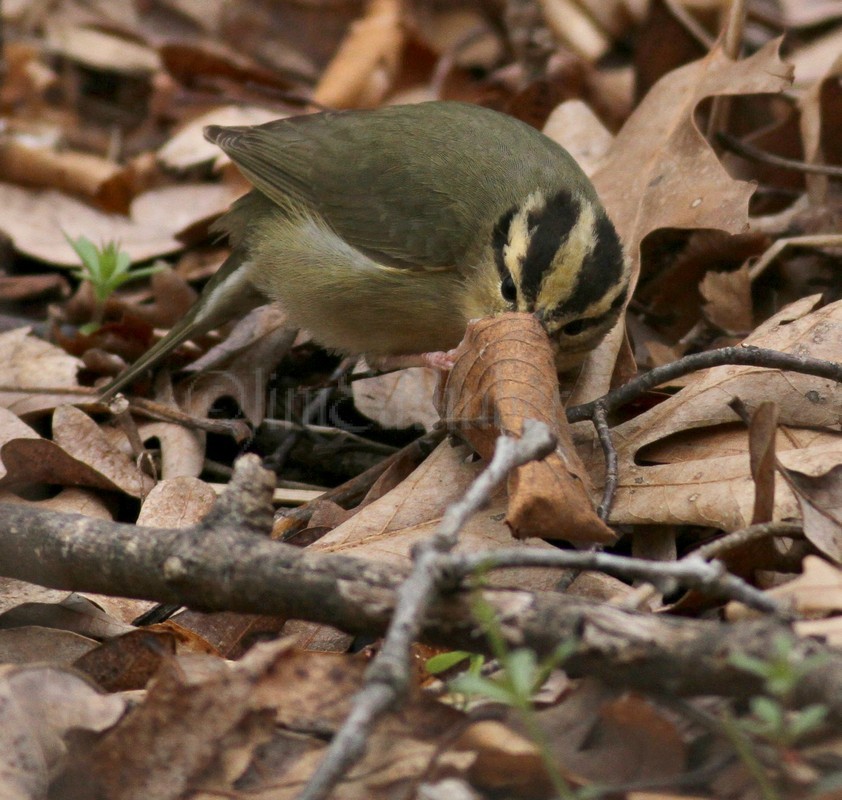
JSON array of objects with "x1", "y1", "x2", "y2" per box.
[
  {"x1": 98, "y1": 249, "x2": 263, "y2": 400},
  {"x1": 98, "y1": 316, "x2": 206, "y2": 400}
]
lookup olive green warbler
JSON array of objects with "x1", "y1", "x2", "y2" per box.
[{"x1": 101, "y1": 101, "x2": 628, "y2": 398}]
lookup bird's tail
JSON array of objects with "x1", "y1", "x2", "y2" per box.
[{"x1": 98, "y1": 248, "x2": 263, "y2": 400}]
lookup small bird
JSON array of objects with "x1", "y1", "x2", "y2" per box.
[{"x1": 100, "y1": 101, "x2": 628, "y2": 399}]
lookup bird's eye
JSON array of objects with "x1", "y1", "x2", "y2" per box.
[
  {"x1": 500, "y1": 275, "x2": 517, "y2": 302},
  {"x1": 561, "y1": 319, "x2": 587, "y2": 336}
]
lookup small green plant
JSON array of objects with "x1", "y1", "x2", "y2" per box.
[
  {"x1": 65, "y1": 235, "x2": 165, "y2": 330},
  {"x1": 730, "y1": 635, "x2": 828, "y2": 749},
  {"x1": 425, "y1": 649, "x2": 484, "y2": 679},
  {"x1": 431, "y1": 589, "x2": 581, "y2": 800},
  {"x1": 722, "y1": 635, "x2": 830, "y2": 800}
]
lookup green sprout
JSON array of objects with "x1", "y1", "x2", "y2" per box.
[
  {"x1": 429, "y1": 589, "x2": 581, "y2": 800},
  {"x1": 425, "y1": 650, "x2": 485, "y2": 679},
  {"x1": 730, "y1": 635, "x2": 828, "y2": 749},
  {"x1": 65, "y1": 234, "x2": 165, "y2": 330},
  {"x1": 721, "y1": 635, "x2": 831, "y2": 800}
]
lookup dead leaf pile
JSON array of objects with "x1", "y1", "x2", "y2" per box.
[{"x1": 0, "y1": 1, "x2": 841, "y2": 798}]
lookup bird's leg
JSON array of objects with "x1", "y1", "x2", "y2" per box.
[{"x1": 365, "y1": 349, "x2": 458, "y2": 372}]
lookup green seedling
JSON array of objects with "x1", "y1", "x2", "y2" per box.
[{"x1": 65, "y1": 234, "x2": 165, "y2": 330}]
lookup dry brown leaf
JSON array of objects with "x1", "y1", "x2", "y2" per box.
[
  {"x1": 729, "y1": 556, "x2": 842, "y2": 621},
  {"x1": 609, "y1": 435, "x2": 841, "y2": 531},
  {"x1": 574, "y1": 39, "x2": 794, "y2": 403},
  {"x1": 0, "y1": 40, "x2": 55, "y2": 108},
  {"x1": 540, "y1": 0, "x2": 611, "y2": 60},
  {"x1": 0, "y1": 663, "x2": 126, "y2": 800},
  {"x1": 174, "y1": 325, "x2": 297, "y2": 426},
  {"x1": 134, "y1": 422, "x2": 205, "y2": 480},
  {"x1": 456, "y1": 720, "x2": 550, "y2": 795},
  {"x1": 159, "y1": 36, "x2": 295, "y2": 100},
  {"x1": 161, "y1": 610, "x2": 285, "y2": 660},
  {"x1": 0, "y1": 183, "x2": 182, "y2": 266},
  {"x1": 413, "y1": 7, "x2": 501, "y2": 69},
  {"x1": 778, "y1": 0, "x2": 842, "y2": 27},
  {"x1": 234, "y1": 694, "x2": 465, "y2": 800},
  {"x1": 353, "y1": 366, "x2": 439, "y2": 432},
  {"x1": 131, "y1": 183, "x2": 239, "y2": 242},
  {"x1": 783, "y1": 464, "x2": 842, "y2": 563},
  {"x1": 700, "y1": 263, "x2": 753, "y2": 334},
  {"x1": 0, "y1": 438, "x2": 130, "y2": 494},
  {"x1": 313, "y1": 0, "x2": 403, "y2": 108},
  {"x1": 137, "y1": 476, "x2": 217, "y2": 528},
  {"x1": 0, "y1": 272, "x2": 69, "y2": 302},
  {"x1": 52, "y1": 406, "x2": 155, "y2": 497},
  {"x1": 539, "y1": 681, "x2": 686, "y2": 785},
  {"x1": 0, "y1": 627, "x2": 98, "y2": 665},
  {"x1": 0, "y1": 593, "x2": 134, "y2": 640},
  {"x1": 595, "y1": 40, "x2": 791, "y2": 253},
  {"x1": 0, "y1": 138, "x2": 126, "y2": 210},
  {"x1": 252, "y1": 649, "x2": 365, "y2": 730},
  {"x1": 301, "y1": 441, "x2": 512, "y2": 564},
  {"x1": 46, "y1": 24, "x2": 160, "y2": 74},
  {"x1": 183, "y1": 303, "x2": 290, "y2": 373},
  {"x1": 73, "y1": 629, "x2": 178, "y2": 692},
  {"x1": 747, "y1": 401, "x2": 778, "y2": 525},
  {"x1": 52, "y1": 638, "x2": 295, "y2": 800},
  {"x1": 0, "y1": 487, "x2": 112, "y2": 518},
  {"x1": 542, "y1": 99, "x2": 613, "y2": 176},
  {"x1": 799, "y1": 53, "x2": 842, "y2": 206},
  {"x1": 0, "y1": 406, "x2": 40, "y2": 450},
  {"x1": 566, "y1": 570, "x2": 634, "y2": 602},
  {"x1": 283, "y1": 439, "x2": 566, "y2": 649},
  {"x1": 0, "y1": 328, "x2": 82, "y2": 416},
  {"x1": 0, "y1": 577, "x2": 74, "y2": 616},
  {"x1": 790, "y1": 25, "x2": 842, "y2": 88},
  {"x1": 600, "y1": 296, "x2": 842, "y2": 530},
  {"x1": 438, "y1": 313, "x2": 614, "y2": 543}
]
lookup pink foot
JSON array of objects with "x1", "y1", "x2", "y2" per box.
[{"x1": 366, "y1": 349, "x2": 457, "y2": 372}]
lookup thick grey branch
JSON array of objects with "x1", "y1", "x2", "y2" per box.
[{"x1": 0, "y1": 455, "x2": 840, "y2": 720}]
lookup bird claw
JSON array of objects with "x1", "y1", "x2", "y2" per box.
[{"x1": 420, "y1": 349, "x2": 457, "y2": 371}]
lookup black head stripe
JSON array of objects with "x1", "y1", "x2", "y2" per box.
[
  {"x1": 520, "y1": 190, "x2": 579, "y2": 303},
  {"x1": 492, "y1": 206, "x2": 518, "y2": 279},
  {"x1": 610, "y1": 284, "x2": 628, "y2": 310},
  {"x1": 558, "y1": 212, "x2": 624, "y2": 316}
]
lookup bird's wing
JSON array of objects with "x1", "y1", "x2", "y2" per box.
[{"x1": 205, "y1": 103, "x2": 577, "y2": 271}]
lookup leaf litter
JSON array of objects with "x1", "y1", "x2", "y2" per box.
[{"x1": 0, "y1": 2, "x2": 841, "y2": 798}]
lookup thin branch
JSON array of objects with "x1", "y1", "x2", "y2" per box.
[
  {"x1": 692, "y1": 521, "x2": 803, "y2": 561},
  {"x1": 273, "y1": 428, "x2": 445, "y2": 541},
  {"x1": 747, "y1": 234, "x2": 842, "y2": 282},
  {"x1": 566, "y1": 346, "x2": 842, "y2": 424},
  {"x1": 2, "y1": 457, "x2": 842, "y2": 718},
  {"x1": 264, "y1": 357, "x2": 356, "y2": 473},
  {"x1": 450, "y1": 549, "x2": 787, "y2": 616},
  {"x1": 706, "y1": 0, "x2": 746, "y2": 139},
  {"x1": 592, "y1": 400, "x2": 618, "y2": 521},
  {"x1": 619, "y1": 520, "x2": 804, "y2": 613},
  {"x1": 125, "y1": 396, "x2": 253, "y2": 440},
  {"x1": 297, "y1": 421, "x2": 557, "y2": 800},
  {"x1": 718, "y1": 132, "x2": 842, "y2": 177}
]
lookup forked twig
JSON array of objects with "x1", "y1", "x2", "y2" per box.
[{"x1": 296, "y1": 421, "x2": 556, "y2": 800}]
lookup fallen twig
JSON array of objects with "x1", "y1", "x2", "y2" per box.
[
  {"x1": 566, "y1": 346, "x2": 842, "y2": 423},
  {"x1": 1, "y1": 457, "x2": 840, "y2": 720},
  {"x1": 298, "y1": 421, "x2": 557, "y2": 800},
  {"x1": 449, "y1": 549, "x2": 787, "y2": 616}
]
